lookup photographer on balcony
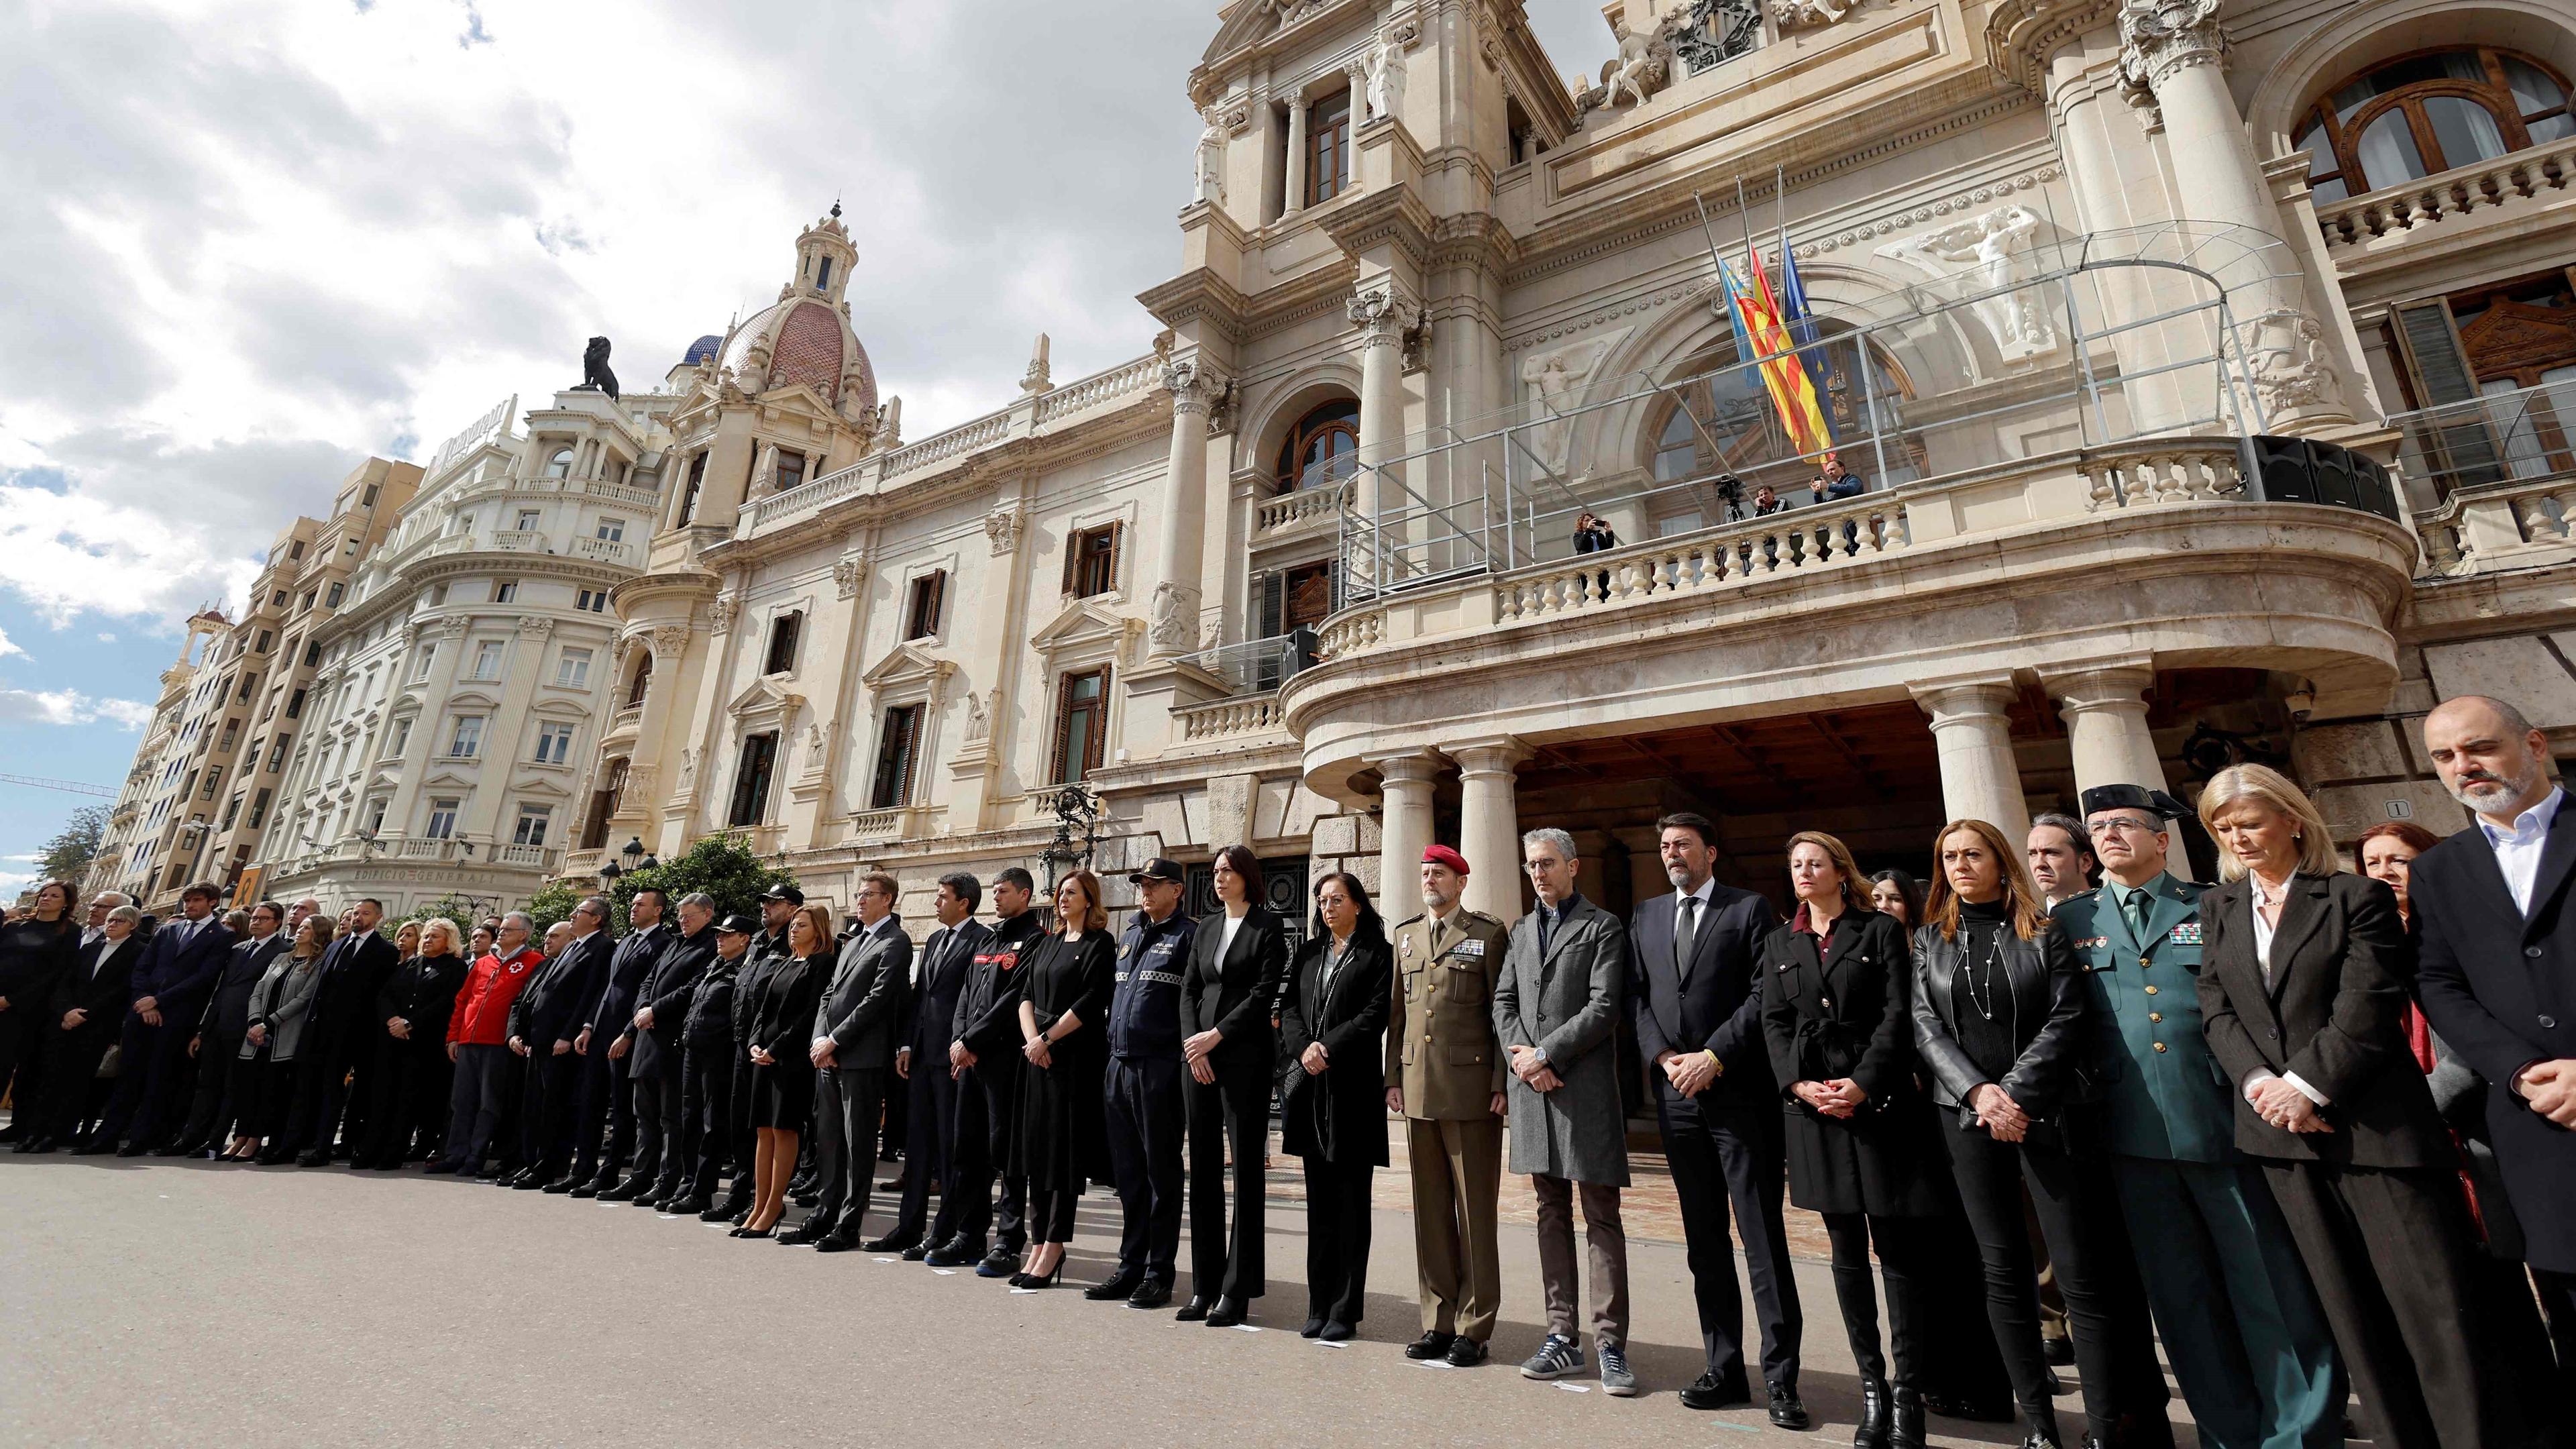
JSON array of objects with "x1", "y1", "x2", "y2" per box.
[{"x1": 1573, "y1": 511, "x2": 1620, "y2": 600}]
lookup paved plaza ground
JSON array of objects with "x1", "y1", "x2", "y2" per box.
[{"x1": 1, "y1": 1142, "x2": 2189, "y2": 1448}]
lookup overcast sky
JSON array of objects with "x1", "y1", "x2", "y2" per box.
[{"x1": 0, "y1": 0, "x2": 1612, "y2": 889}]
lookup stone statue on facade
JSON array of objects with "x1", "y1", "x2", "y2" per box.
[
  {"x1": 1602, "y1": 19, "x2": 1667, "y2": 110},
  {"x1": 1149, "y1": 580, "x2": 1200, "y2": 657},
  {"x1": 1876, "y1": 205, "x2": 2059, "y2": 362},
  {"x1": 2243, "y1": 307, "x2": 2343, "y2": 415},
  {"x1": 963, "y1": 690, "x2": 988, "y2": 742},
  {"x1": 1194, "y1": 108, "x2": 1228, "y2": 205},
  {"x1": 1770, "y1": 0, "x2": 1855, "y2": 28},
  {"x1": 575, "y1": 337, "x2": 621, "y2": 402},
  {"x1": 1365, "y1": 28, "x2": 1408, "y2": 123}
]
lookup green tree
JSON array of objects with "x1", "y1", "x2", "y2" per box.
[
  {"x1": 598, "y1": 833, "x2": 796, "y2": 932},
  {"x1": 522, "y1": 881, "x2": 586, "y2": 936},
  {"x1": 38, "y1": 805, "x2": 108, "y2": 883},
  {"x1": 401, "y1": 894, "x2": 484, "y2": 931}
]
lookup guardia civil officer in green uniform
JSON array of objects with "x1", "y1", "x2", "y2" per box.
[
  {"x1": 1386, "y1": 843, "x2": 1512, "y2": 1368},
  {"x1": 2055, "y1": 784, "x2": 2339, "y2": 1449}
]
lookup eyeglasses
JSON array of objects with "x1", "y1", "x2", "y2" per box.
[{"x1": 2087, "y1": 817, "x2": 2159, "y2": 837}]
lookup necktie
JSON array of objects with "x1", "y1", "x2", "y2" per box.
[
  {"x1": 1676, "y1": 895, "x2": 1699, "y2": 971},
  {"x1": 2122, "y1": 888, "x2": 2150, "y2": 945}
]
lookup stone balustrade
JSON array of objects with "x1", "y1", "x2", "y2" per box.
[
  {"x1": 1256, "y1": 480, "x2": 1352, "y2": 535},
  {"x1": 2317, "y1": 140, "x2": 2576, "y2": 252},
  {"x1": 2414, "y1": 472, "x2": 2576, "y2": 576},
  {"x1": 1175, "y1": 694, "x2": 1285, "y2": 742},
  {"x1": 848, "y1": 806, "x2": 910, "y2": 841},
  {"x1": 572, "y1": 536, "x2": 633, "y2": 565}
]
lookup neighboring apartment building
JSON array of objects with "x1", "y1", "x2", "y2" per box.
[
  {"x1": 249, "y1": 382, "x2": 679, "y2": 916},
  {"x1": 91, "y1": 608, "x2": 232, "y2": 909},
  {"x1": 574, "y1": 0, "x2": 2576, "y2": 932}
]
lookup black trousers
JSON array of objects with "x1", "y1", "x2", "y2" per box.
[
  {"x1": 1943, "y1": 1123, "x2": 2139, "y2": 1440},
  {"x1": 98, "y1": 1006, "x2": 199, "y2": 1147},
  {"x1": 283, "y1": 1030, "x2": 362, "y2": 1158},
  {"x1": 629, "y1": 1066, "x2": 686, "y2": 1193},
  {"x1": 255, "y1": 1056, "x2": 305, "y2": 1144},
  {"x1": 1184, "y1": 1063, "x2": 1268, "y2": 1299},
  {"x1": 1820, "y1": 1212, "x2": 1938, "y2": 1389},
  {"x1": 1302, "y1": 1154, "x2": 1375, "y2": 1326},
  {"x1": 682, "y1": 1039, "x2": 736, "y2": 1201},
  {"x1": 442, "y1": 1043, "x2": 513, "y2": 1167},
  {"x1": 1657, "y1": 1091, "x2": 1804, "y2": 1386},
  {"x1": 1918, "y1": 1205, "x2": 2017, "y2": 1411},
  {"x1": 940, "y1": 1059, "x2": 1024, "y2": 1252},
  {"x1": 177, "y1": 1028, "x2": 246, "y2": 1147},
  {"x1": 1104, "y1": 1055, "x2": 1185, "y2": 1280},
  {"x1": 890, "y1": 1051, "x2": 959, "y2": 1240},
  {"x1": 0, "y1": 1010, "x2": 46, "y2": 1130},
  {"x1": 2536, "y1": 1267, "x2": 2576, "y2": 1399},
  {"x1": 572, "y1": 1045, "x2": 627, "y2": 1181},
  {"x1": 517, "y1": 1047, "x2": 581, "y2": 1177},
  {"x1": 38, "y1": 1024, "x2": 113, "y2": 1139},
  {"x1": 880, "y1": 1065, "x2": 908, "y2": 1161},
  {"x1": 811, "y1": 1066, "x2": 885, "y2": 1236},
  {"x1": 1030, "y1": 1185, "x2": 1079, "y2": 1243},
  {"x1": 722, "y1": 1051, "x2": 759, "y2": 1206},
  {"x1": 364, "y1": 1036, "x2": 452, "y2": 1164},
  {"x1": 2263, "y1": 1158, "x2": 2541, "y2": 1449}
]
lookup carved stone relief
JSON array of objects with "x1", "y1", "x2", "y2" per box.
[{"x1": 1874, "y1": 205, "x2": 2061, "y2": 363}]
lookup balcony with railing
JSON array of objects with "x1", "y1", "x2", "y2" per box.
[
  {"x1": 2316, "y1": 139, "x2": 2576, "y2": 257},
  {"x1": 2397, "y1": 381, "x2": 2576, "y2": 574}
]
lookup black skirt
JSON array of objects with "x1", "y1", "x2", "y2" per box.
[{"x1": 749, "y1": 1059, "x2": 814, "y2": 1134}]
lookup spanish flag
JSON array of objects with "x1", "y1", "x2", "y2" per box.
[{"x1": 1723, "y1": 252, "x2": 1835, "y2": 462}]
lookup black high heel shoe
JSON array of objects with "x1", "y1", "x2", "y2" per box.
[{"x1": 731, "y1": 1223, "x2": 775, "y2": 1240}]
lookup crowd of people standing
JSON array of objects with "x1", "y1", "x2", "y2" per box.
[{"x1": 3, "y1": 692, "x2": 2572, "y2": 1449}]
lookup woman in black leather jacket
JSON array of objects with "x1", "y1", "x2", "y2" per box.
[{"x1": 1911, "y1": 818, "x2": 2138, "y2": 1449}]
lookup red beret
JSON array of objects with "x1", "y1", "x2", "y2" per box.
[{"x1": 1421, "y1": 844, "x2": 1470, "y2": 876}]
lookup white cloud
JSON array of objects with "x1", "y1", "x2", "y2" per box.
[
  {"x1": 0, "y1": 685, "x2": 153, "y2": 729},
  {"x1": 0, "y1": 625, "x2": 21, "y2": 660}
]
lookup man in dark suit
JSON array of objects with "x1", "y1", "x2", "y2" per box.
[
  {"x1": 34, "y1": 905, "x2": 144, "y2": 1152},
  {"x1": 172, "y1": 900, "x2": 287, "y2": 1155},
  {"x1": 681, "y1": 914, "x2": 753, "y2": 1218},
  {"x1": 506, "y1": 896, "x2": 610, "y2": 1189},
  {"x1": 615, "y1": 890, "x2": 712, "y2": 1208},
  {"x1": 941, "y1": 868, "x2": 1044, "y2": 1273},
  {"x1": 872, "y1": 871, "x2": 989, "y2": 1256},
  {"x1": 283, "y1": 898, "x2": 401, "y2": 1166},
  {"x1": 786, "y1": 871, "x2": 909, "y2": 1250},
  {"x1": 2418, "y1": 694, "x2": 2576, "y2": 1387},
  {"x1": 90, "y1": 881, "x2": 236, "y2": 1155},
  {"x1": 1626, "y1": 812, "x2": 1807, "y2": 1426},
  {"x1": 719, "y1": 884, "x2": 802, "y2": 1224},
  {"x1": 574, "y1": 887, "x2": 674, "y2": 1197}
]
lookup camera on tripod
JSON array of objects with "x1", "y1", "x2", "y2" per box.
[{"x1": 1711, "y1": 471, "x2": 1747, "y2": 521}]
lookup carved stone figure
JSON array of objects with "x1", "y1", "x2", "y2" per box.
[
  {"x1": 1021, "y1": 332, "x2": 1054, "y2": 395},
  {"x1": 1603, "y1": 19, "x2": 1666, "y2": 110},
  {"x1": 1194, "y1": 108, "x2": 1228, "y2": 205},
  {"x1": 576, "y1": 336, "x2": 620, "y2": 402},
  {"x1": 834, "y1": 551, "x2": 869, "y2": 600},
  {"x1": 1517, "y1": 335, "x2": 1621, "y2": 471},
  {"x1": 1770, "y1": 0, "x2": 1854, "y2": 28},
  {"x1": 708, "y1": 593, "x2": 739, "y2": 635},
  {"x1": 736, "y1": 344, "x2": 770, "y2": 396},
  {"x1": 2244, "y1": 307, "x2": 2344, "y2": 415},
  {"x1": 1150, "y1": 580, "x2": 1201, "y2": 656},
  {"x1": 1876, "y1": 205, "x2": 2059, "y2": 362},
  {"x1": 1364, "y1": 28, "x2": 1408, "y2": 122},
  {"x1": 963, "y1": 690, "x2": 988, "y2": 742},
  {"x1": 984, "y1": 505, "x2": 1024, "y2": 556},
  {"x1": 2116, "y1": 0, "x2": 2227, "y2": 119},
  {"x1": 678, "y1": 747, "x2": 697, "y2": 789},
  {"x1": 873, "y1": 396, "x2": 904, "y2": 452}
]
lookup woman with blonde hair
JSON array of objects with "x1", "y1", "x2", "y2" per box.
[
  {"x1": 2197, "y1": 764, "x2": 2538, "y2": 1449},
  {"x1": 1910, "y1": 818, "x2": 2143, "y2": 1449},
  {"x1": 246, "y1": 914, "x2": 335, "y2": 1164},
  {"x1": 1011, "y1": 869, "x2": 1118, "y2": 1288},
  {"x1": 361, "y1": 918, "x2": 470, "y2": 1169}
]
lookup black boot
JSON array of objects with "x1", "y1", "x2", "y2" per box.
[
  {"x1": 2018, "y1": 1416, "x2": 2063, "y2": 1449},
  {"x1": 1854, "y1": 1379, "x2": 1892, "y2": 1449},
  {"x1": 1890, "y1": 1387, "x2": 1926, "y2": 1449}
]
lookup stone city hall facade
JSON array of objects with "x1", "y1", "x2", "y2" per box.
[{"x1": 99, "y1": 0, "x2": 2576, "y2": 927}]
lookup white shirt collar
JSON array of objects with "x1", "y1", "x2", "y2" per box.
[
  {"x1": 1678, "y1": 877, "x2": 1715, "y2": 909},
  {"x1": 2479, "y1": 786, "x2": 2563, "y2": 847}
]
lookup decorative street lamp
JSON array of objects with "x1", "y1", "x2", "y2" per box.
[
  {"x1": 599, "y1": 859, "x2": 623, "y2": 882},
  {"x1": 621, "y1": 837, "x2": 647, "y2": 867}
]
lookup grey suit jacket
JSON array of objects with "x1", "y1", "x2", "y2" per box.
[
  {"x1": 243, "y1": 951, "x2": 327, "y2": 1063},
  {"x1": 814, "y1": 919, "x2": 910, "y2": 1071},
  {"x1": 1493, "y1": 895, "x2": 1630, "y2": 1187}
]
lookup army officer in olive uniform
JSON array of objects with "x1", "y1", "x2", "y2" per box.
[
  {"x1": 1386, "y1": 843, "x2": 1512, "y2": 1368},
  {"x1": 2055, "y1": 784, "x2": 2339, "y2": 1449}
]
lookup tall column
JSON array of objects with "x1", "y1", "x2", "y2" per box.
[
  {"x1": 1452, "y1": 737, "x2": 1530, "y2": 923},
  {"x1": 2046, "y1": 663, "x2": 2167, "y2": 798},
  {"x1": 1371, "y1": 751, "x2": 1440, "y2": 919},
  {"x1": 1911, "y1": 679, "x2": 2033, "y2": 842},
  {"x1": 459, "y1": 615, "x2": 556, "y2": 845},
  {"x1": 1349, "y1": 280, "x2": 1419, "y2": 587},
  {"x1": 382, "y1": 616, "x2": 470, "y2": 839},
  {"x1": 1282, "y1": 99, "x2": 1308, "y2": 220},
  {"x1": 1150, "y1": 361, "x2": 1224, "y2": 659}
]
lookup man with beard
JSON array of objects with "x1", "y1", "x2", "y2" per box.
[
  {"x1": 872, "y1": 873, "x2": 989, "y2": 1257},
  {"x1": 89, "y1": 882, "x2": 235, "y2": 1155},
  {"x1": 172, "y1": 900, "x2": 286, "y2": 1156},
  {"x1": 284, "y1": 898, "x2": 396, "y2": 1166}
]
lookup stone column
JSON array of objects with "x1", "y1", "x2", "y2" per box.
[
  {"x1": 1344, "y1": 62, "x2": 1369, "y2": 186},
  {"x1": 1911, "y1": 679, "x2": 2033, "y2": 842},
  {"x1": 1452, "y1": 737, "x2": 1530, "y2": 923},
  {"x1": 1371, "y1": 751, "x2": 1441, "y2": 920},
  {"x1": 459, "y1": 615, "x2": 557, "y2": 845},
  {"x1": 1150, "y1": 361, "x2": 1224, "y2": 659},
  {"x1": 1283, "y1": 98, "x2": 1308, "y2": 219},
  {"x1": 2047, "y1": 663, "x2": 2167, "y2": 798},
  {"x1": 1350, "y1": 280, "x2": 1419, "y2": 587},
  {"x1": 382, "y1": 617, "x2": 470, "y2": 839}
]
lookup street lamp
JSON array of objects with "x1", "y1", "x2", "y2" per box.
[
  {"x1": 598, "y1": 859, "x2": 623, "y2": 883},
  {"x1": 638, "y1": 853, "x2": 660, "y2": 871},
  {"x1": 621, "y1": 837, "x2": 646, "y2": 869}
]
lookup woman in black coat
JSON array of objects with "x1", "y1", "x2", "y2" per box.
[
  {"x1": 1761, "y1": 833, "x2": 1949, "y2": 1449},
  {"x1": 1911, "y1": 818, "x2": 2140, "y2": 1449},
  {"x1": 737, "y1": 904, "x2": 828, "y2": 1239},
  {"x1": 1012, "y1": 869, "x2": 1117, "y2": 1289},
  {"x1": 1278, "y1": 870, "x2": 1391, "y2": 1340},
  {"x1": 0, "y1": 880, "x2": 78, "y2": 1143},
  {"x1": 360, "y1": 918, "x2": 469, "y2": 1169},
  {"x1": 1181, "y1": 845, "x2": 1289, "y2": 1319}
]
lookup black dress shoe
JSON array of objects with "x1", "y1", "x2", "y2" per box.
[
  {"x1": 1086, "y1": 1269, "x2": 1144, "y2": 1301},
  {"x1": 637, "y1": 1191, "x2": 673, "y2": 1211},
  {"x1": 1855, "y1": 1378, "x2": 1892, "y2": 1449},
  {"x1": 1320, "y1": 1320, "x2": 1354, "y2": 1342},
  {"x1": 777, "y1": 1221, "x2": 831, "y2": 1246},
  {"x1": 899, "y1": 1241, "x2": 930, "y2": 1260},
  {"x1": 2015, "y1": 1426, "x2": 2063, "y2": 1449},
  {"x1": 1126, "y1": 1277, "x2": 1171, "y2": 1309},
  {"x1": 423, "y1": 1159, "x2": 462, "y2": 1175},
  {"x1": 542, "y1": 1175, "x2": 579, "y2": 1193},
  {"x1": 875, "y1": 1176, "x2": 905, "y2": 1193},
  {"x1": 1404, "y1": 1330, "x2": 1456, "y2": 1360},
  {"x1": 1680, "y1": 1368, "x2": 1754, "y2": 1410},
  {"x1": 977, "y1": 1246, "x2": 1018, "y2": 1277},
  {"x1": 1205, "y1": 1296, "x2": 1247, "y2": 1328},
  {"x1": 924, "y1": 1238, "x2": 978, "y2": 1268},
  {"x1": 1891, "y1": 1387, "x2": 1927, "y2": 1449},
  {"x1": 1300, "y1": 1317, "x2": 1326, "y2": 1339},
  {"x1": 72, "y1": 1140, "x2": 115, "y2": 1157},
  {"x1": 1174, "y1": 1295, "x2": 1212, "y2": 1322},
  {"x1": 148, "y1": 1143, "x2": 190, "y2": 1157},
  {"x1": 24, "y1": 1136, "x2": 61, "y2": 1153},
  {"x1": 299, "y1": 1150, "x2": 337, "y2": 1167},
  {"x1": 1770, "y1": 1383, "x2": 1814, "y2": 1430},
  {"x1": 1445, "y1": 1337, "x2": 1489, "y2": 1368},
  {"x1": 863, "y1": 1233, "x2": 917, "y2": 1253},
  {"x1": 512, "y1": 1173, "x2": 549, "y2": 1189},
  {"x1": 254, "y1": 1146, "x2": 294, "y2": 1165},
  {"x1": 2043, "y1": 1334, "x2": 2076, "y2": 1367},
  {"x1": 698, "y1": 1202, "x2": 736, "y2": 1223},
  {"x1": 814, "y1": 1233, "x2": 863, "y2": 1253},
  {"x1": 116, "y1": 1142, "x2": 149, "y2": 1158},
  {"x1": 598, "y1": 1177, "x2": 640, "y2": 1201}
]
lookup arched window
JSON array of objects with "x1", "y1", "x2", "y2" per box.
[
  {"x1": 623, "y1": 652, "x2": 653, "y2": 710},
  {"x1": 1273, "y1": 398, "x2": 1360, "y2": 492},
  {"x1": 544, "y1": 446, "x2": 575, "y2": 478},
  {"x1": 1646, "y1": 325, "x2": 1918, "y2": 519},
  {"x1": 2292, "y1": 48, "x2": 2574, "y2": 202}
]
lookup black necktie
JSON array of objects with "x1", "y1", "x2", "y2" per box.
[{"x1": 1676, "y1": 896, "x2": 1700, "y2": 971}]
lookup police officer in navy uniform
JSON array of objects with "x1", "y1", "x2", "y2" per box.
[
  {"x1": 945, "y1": 867, "x2": 1047, "y2": 1275},
  {"x1": 2054, "y1": 784, "x2": 2339, "y2": 1449},
  {"x1": 1089, "y1": 857, "x2": 1196, "y2": 1310},
  {"x1": 720, "y1": 884, "x2": 802, "y2": 1225}
]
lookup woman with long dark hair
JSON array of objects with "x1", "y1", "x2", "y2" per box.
[
  {"x1": 1278, "y1": 870, "x2": 1391, "y2": 1340},
  {"x1": 1762, "y1": 833, "x2": 1949, "y2": 1449},
  {"x1": 1911, "y1": 818, "x2": 2141, "y2": 1449},
  {"x1": 737, "y1": 904, "x2": 828, "y2": 1238},
  {"x1": 1012, "y1": 870, "x2": 1117, "y2": 1289},
  {"x1": 0, "y1": 879, "x2": 78, "y2": 1144},
  {"x1": 1179, "y1": 845, "x2": 1289, "y2": 1324}
]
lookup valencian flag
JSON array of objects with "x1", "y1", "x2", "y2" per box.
[{"x1": 1722, "y1": 250, "x2": 1836, "y2": 462}]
